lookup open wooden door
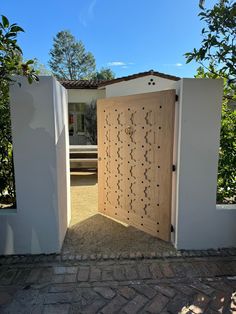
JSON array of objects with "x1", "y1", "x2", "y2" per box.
[{"x1": 97, "y1": 90, "x2": 175, "y2": 241}]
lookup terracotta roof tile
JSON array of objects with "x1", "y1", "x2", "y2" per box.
[{"x1": 60, "y1": 80, "x2": 101, "y2": 89}]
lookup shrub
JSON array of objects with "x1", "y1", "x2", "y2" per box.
[
  {"x1": 217, "y1": 102, "x2": 236, "y2": 203},
  {"x1": 0, "y1": 15, "x2": 37, "y2": 207},
  {"x1": 195, "y1": 66, "x2": 236, "y2": 204}
]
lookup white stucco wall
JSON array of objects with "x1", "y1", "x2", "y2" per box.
[
  {"x1": 2, "y1": 75, "x2": 233, "y2": 254},
  {"x1": 175, "y1": 78, "x2": 236, "y2": 250},
  {"x1": 171, "y1": 81, "x2": 181, "y2": 244},
  {"x1": 67, "y1": 89, "x2": 105, "y2": 103},
  {"x1": 105, "y1": 75, "x2": 178, "y2": 97},
  {"x1": 0, "y1": 76, "x2": 70, "y2": 255},
  {"x1": 53, "y1": 79, "x2": 71, "y2": 248}
]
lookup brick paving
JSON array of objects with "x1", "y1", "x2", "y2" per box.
[{"x1": 0, "y1": 255, "x2": 236, "y2": 313}]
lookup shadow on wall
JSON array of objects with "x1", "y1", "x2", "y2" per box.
[
  {"x1": 0, "y1": 91, "x2": 59, "y2": 254},
  {"x1": 54, "y1": 79, "x2": 71, "y2": 247}
]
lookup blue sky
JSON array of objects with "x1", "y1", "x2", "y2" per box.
[{"x1": 0, "y1": 0, "x2": 218, "y2": 78}]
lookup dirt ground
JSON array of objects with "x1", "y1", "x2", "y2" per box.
[{"x1": 62, "y1": 172, "x2": 176, "y2": 256}]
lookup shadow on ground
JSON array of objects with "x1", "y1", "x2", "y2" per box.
[
  {"x1": 70, "y1": 172, "x2": 97, "y2": 186},
  {"x1": 62, "y1": 214, "x2": 176, "y2": 256},
  {"x1": 62, "y1": 173, "x2": 176, "y2": 256}
]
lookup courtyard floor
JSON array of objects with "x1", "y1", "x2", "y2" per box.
[{"x1": 62, "y1": 172, "x2": 176, "y2": 258}]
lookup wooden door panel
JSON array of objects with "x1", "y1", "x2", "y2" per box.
[{"x1": 97, "y1": 90, "x2": 175, "y2": 241}]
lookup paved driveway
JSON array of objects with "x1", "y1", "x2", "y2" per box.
[{"x1": 0, "y1": 255, "x2": 236, "y2": 313}]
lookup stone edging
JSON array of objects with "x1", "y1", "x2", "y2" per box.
[{"x1": 0, "y1": 247, "x2": 236, "y2": 265}]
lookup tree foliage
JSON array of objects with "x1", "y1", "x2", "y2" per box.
[
  {"x1": 185, "y1": 0, "x2": 236, "y2": 84},
  {"x1": 0, "y1": 15, "x2": 37, "y2": 207},
  {"x1": 196, "y1": 66, "x2": 236, "y2": 204},
  {"x1": 92, "y1": 67, "x2": 115, "y2": 81},
  {"x1": 49, "y1": 30, "x2": 96, "y2": 80},
  {"x1": 0, "y1": 15, "x2": 38, "y2": 84},
  {"x1": 186, "y1": 1, "x2": 236, "y2": 203},
  {"x1": 0, "y1": 86, "x2": 15, "y2": 206},
  {"x1": 84, "y1": 100, "x2": 97, "y2": 144},
  {"x1": 218, "y1": 103, "x2": 236, "y2": 203},
  {"x1": 33, "y1": 58, "x2": 52, "y2": 75},
  {"x1": 199, "y1": 0, "x2": 227, "y2": 10}
]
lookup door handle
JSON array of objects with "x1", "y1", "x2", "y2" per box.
[{"x1": 125, "y1": 126, "x2": 133, "y2": 135}]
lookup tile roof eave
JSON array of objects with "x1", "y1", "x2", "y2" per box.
[
  {"x1": 99, "y1": 70, "x2": 181, "y2": 87},
  {"x1": 59, "y1": 70, "x2": 181, "y2": 90}
]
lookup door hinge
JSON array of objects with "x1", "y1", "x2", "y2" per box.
[
  {"x1": 175, "y1": 94, "x2": 179, "y2": 102},
  {"x1": 171, "y1": 224, "x2": 174, "y2": 232},
  {"x1": 172, "y1": 165, "x2": 176, "y2": 172}
]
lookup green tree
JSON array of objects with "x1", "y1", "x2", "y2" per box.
[
  {"x1": 92, "y1": 67, "x2": 115, "y2": 81},
  {"x1": 185, "y1": 0, "x2": 236, "y2": 84},
  {"x1": 49, "y1": 30, "x2": 96, "y2": 80},
  {"x1": 199, "y1": 0, "x2": 226, "y2": 9},
  {"x1": 84, "y1": 100, "x2": 97, "y2": 144},
  {"x1": 0, "y1": 15, "x2": 37, "y2": 207},
  {"x1": 185, "y1": 0, "x2": 236, "y2": 203},
  {"x1": 196, "y1": 66, "x2": 236, "y2": 204},
  {"x1": 33, "y1": 58, "x2": 52, "y2": 75},
  {"x1": 0, "y1": 16, "x2": 37, "y2": 83}
]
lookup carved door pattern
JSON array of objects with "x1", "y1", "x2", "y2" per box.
[{"x1": 97, "y1": 90, "x2": 175, "y2": 241}]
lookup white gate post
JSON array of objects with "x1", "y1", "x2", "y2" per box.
[
  {"x1": 175, "y1": 78, "x2": 236, "y2": 249},
  {"x1": 0, "y1": 76, "x2": 71, "y2": 255}
]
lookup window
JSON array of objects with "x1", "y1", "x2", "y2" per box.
[{"x1": 68, "y1": 103, "x2": 86, "y2": 136}]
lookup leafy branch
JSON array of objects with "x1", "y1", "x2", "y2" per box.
[{"x1": 185, "y1": 0, "x2": 236, "y2": 85}]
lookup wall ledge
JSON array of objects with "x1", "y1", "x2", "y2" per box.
[
  {"x1": 0, "y1": 208, "x2": 17, "y2": 215},
  {"x1": 216, "y1": 204, "x2": 236, "y2": 210}
]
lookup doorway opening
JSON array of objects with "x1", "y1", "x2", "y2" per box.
[{"x1": 62, "y1": 91, "x2": 177, "y2": 258}]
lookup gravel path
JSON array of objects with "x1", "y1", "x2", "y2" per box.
[{"x1": 62, "y1": 173, "x2": 176, "y2": 257}]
